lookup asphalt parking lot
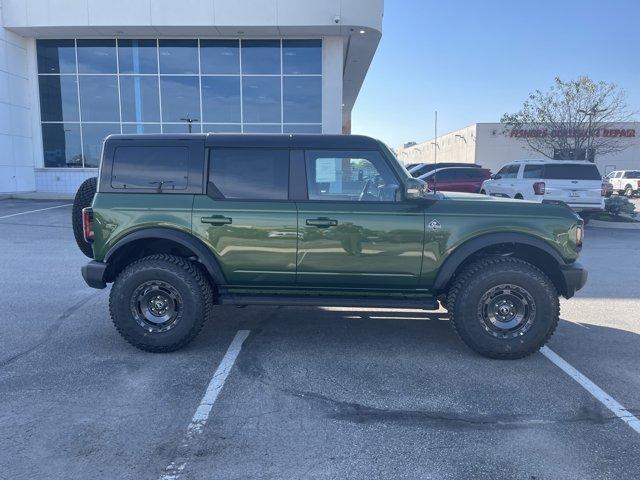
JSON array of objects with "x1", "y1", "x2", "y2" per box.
[{"x1": 1, "y1": 199, "x2": 639, "y2": 480}]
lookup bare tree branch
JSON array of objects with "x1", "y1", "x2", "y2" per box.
[{"x1": 501, "y1": 77, "x2": 637, "y2": 160}]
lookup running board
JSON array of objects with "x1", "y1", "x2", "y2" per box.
[{"x1": 217, "y1": 295, "x2": 439, "y2": 310}]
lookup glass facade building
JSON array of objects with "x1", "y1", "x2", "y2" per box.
[{"x1": 36, "y1": 38, "x2": 323, "y2": 168}]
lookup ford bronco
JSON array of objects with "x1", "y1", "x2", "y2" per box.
[{"x1": 74, "y1": 134, "x2": 587, "y2": 359}]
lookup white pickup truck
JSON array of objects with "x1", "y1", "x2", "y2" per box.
[{"x1": 604, "y1": 170, "x2": 640, "y2": 197}]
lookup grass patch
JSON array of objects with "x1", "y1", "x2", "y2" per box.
[{"x1": 588, "y1": 212, "x2": 638, "y2": 223}]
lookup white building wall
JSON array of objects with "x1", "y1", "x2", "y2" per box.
[
  {"x1": 0, "y1": 5, "x2": 34, "y2": 193},
  {"x1": 399, "y1": 122, "x2": 640, "y2": 175}
]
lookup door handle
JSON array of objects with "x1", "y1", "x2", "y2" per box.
[
  {"x1": 201, "y1": 215, "x2": 232, "y2": 226},
  {"x1": 306, "y1": 217, "x2": 338, "y2": 228}
]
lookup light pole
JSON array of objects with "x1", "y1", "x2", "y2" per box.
[
  {"x1": 180, "y1": 115, "x2": 199, "y2": 134},
  {"x1": 578, "y1": 106, "x2": 606, "y2": 161},
  {"x1": 455, "y1": 134, "x2": 468, "y2": 163}
]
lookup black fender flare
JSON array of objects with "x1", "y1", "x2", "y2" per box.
[
  {"x1": 432, "y1": 232, "x2": 565, "y2": 292},
  {"x1": 104, "y1": 227, "x2": 227, "y2": 285}
]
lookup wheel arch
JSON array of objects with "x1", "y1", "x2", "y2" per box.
[
  {"x1": 103, "y1": 228, "x2": 226, "y2": 285},
  {"x1": 433, "y1": 232, "x2": 568, "y2": 296}
]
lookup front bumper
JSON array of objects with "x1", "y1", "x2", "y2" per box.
[
  {"x1": 559, "y1": 262, "x2": 588, "y2": 299},
  {"x1": 81, "y1": 260, "x2": 108, "y2": 289}
]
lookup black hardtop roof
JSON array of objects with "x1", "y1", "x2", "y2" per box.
[{"x1": 105, "y1": 133, "x2": 383, "y2": 149}]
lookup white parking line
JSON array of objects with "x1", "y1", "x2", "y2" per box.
[
  {"x1": 0, "y1": 203, "x2": 72, "y2": 219},
  {"x1": 159, "y1": 329, "x2": 251, "y2": 480},
  {"x1": 541, "y1": 346, "x2": 640, "y2": 434}
]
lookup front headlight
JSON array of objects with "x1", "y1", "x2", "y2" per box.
[{"x1": 575, "y1": 225, "x2": 583, "y2": 247}]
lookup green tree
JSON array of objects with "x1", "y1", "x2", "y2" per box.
[{"x1": 501, "y1": 77, "x2": 635, "y2": 160}]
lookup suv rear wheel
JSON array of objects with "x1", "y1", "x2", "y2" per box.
[
  {"x1": 446, "y1": 256, "x2": 559, "y2": 359},
  {"x1": 109, "y1": 254, "x2": 213, "y2": 352}
]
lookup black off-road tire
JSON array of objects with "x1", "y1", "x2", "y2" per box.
[
  {"x1": 109, "y1": 254, "x2": 213, "y2": 352},
  {"x1": 446, "y1": 256, "x2": 559, "y2": 359},
  {"x1": 72, "y1": 176, "x2": 97, "y2": 258},
  {"x1": 625, "y1": 186, "x2": 634, "y2": 198}
]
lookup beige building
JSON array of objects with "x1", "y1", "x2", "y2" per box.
[{"x1": 397, "y1": 122, "x2": 640, "y2": 175}]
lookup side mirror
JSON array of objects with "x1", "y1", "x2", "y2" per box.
[
  {"x1": 405, "y1": 177, "x2": 430, "y2": 200},
  {"x1": 492, "y1": 174, "x2": 500, "y2": 180}
]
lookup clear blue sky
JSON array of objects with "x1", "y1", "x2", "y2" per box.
[{"x1": 352, "y1": 0, "x2": 640, "y2": 148}]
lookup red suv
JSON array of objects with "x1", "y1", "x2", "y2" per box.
[{"x1": 418, "y1": 167, "x2": 492, "y2": 193}]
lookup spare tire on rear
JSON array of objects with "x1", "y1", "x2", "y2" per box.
[{"x1": 72, "y1": 177, "x2": 97, "y2": 258}]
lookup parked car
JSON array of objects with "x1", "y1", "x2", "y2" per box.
[
  {"x1": 604, "y1": 170, "x2": 640, "y2": 197},
  {"x1": 481, "y1": 159, "x2": 606, "y2": 212},
  {"x1": 418, "y1": 167, "x2": 492, "y2": 193},
  {"x1": 408, "y1": 162, "x2": 482, "y2": 178},
  {"x1": 73, "y1": 134, "x2": 587, "y2": 359},
  {"x1": 603, "y1": 181, "x2": 613, "y2": 198}
]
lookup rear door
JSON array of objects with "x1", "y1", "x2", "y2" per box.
[
  {"x1": 192, "y1": 147, "x2": 298, "y2": 286},
  {"x1": 295, "y1": 149, "x2": 425, "y2": 289},
  {"x1": 542, "y1": 163, "x2": 603, "y2": 207}
]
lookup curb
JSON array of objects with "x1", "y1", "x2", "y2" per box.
[
  {"x1": 588, "y1": 219, "x2": 640, "y2": 230},
  {"x1": 0, "y1": 192, "x2": 74, "y2": 201}
]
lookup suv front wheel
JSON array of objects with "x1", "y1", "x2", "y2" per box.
[
  {"x1": 447, "y1": 256, "x2": 559, "y2": 359},
  {"x1": 109, "y1": 254, "x2": 213, "y2": 352}
]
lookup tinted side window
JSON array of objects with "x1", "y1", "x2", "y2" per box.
[
  {"x1": 497, "y1": 165, "x2": 519, "y2": 179},
  {"x1": 111, "y1": 146, "x2": 189, "y2": 190},
  {"x1": 435, "y1": 169, "x2": 455, "y2": 180},
  {"x1": 624, "y1": 171, "x2": 640, "y2": 178},
  {"x1": 495, "y1": 165, "x2": 511, "y2": 178},
  {"x1": 523, "y1": 165, "x2": 544, "y2": 178},
  {"x1": 542, "y1": 164, "x2": 601, "y2": 180},
  {"x1": 209, "y1": 148, "x2": 289, "y2": 200},
  {"x1": 305, "y1": 150, "x2": 399, "y2": 202}
]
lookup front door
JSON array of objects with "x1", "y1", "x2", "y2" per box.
[
  {"x1": 192, "y1": 148, "x2": 298, "y2": 286},
  {"x1": 296, "y1": 149, "x2": 425, "y2": 290}
]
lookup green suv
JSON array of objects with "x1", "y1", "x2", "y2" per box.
[{"x1": 74, "y1": 134, "x2": 587, "y2": 359}]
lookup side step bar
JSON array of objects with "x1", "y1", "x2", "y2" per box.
[{"x1": 218, "y1": 295, "x2": 440, "y2": 310}]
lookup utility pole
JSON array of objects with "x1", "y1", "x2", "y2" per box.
[
  {"x1": 578, "y1": 106, "x2": 606, "y2": 161},
  {"x1": 180, "y1": 115, "x2": 199, "y2": 134}
]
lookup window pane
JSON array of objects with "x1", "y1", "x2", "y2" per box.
[
  {"x1": 37, "y1": 39, "x2": 76, "y2": 74},
  {"x1": 159, "y1": 39, "x2": 198, "y2": 74},
  {"x1": 243, "y1": 124, "x2": 281, "y2": 133},
  {"x1": 283, "y1": 76, "x2": 321, "y2": 123},
  {"x1": 209, "y1": 148, "x2": 289, "y2": 200},
  {"x1": 77, "y1": 39, "x2": 117, "y2": 74},
  {"x1": 305, "y1": 150, "x2": 399, "y2": 202},
  {"x1": 242, "y1": 76, "x2": 281, "y2": 123},
  {"x1": 79, "y1": 75, "x2": 119, "y2": 122},
  {"x1": 241, "y1": 40, "x2": 280, "y2": 74},
  {"x1": 283, "y1": 39, "x2": 321, "y2": 74},
  {"x1": 111, "y1": 146, "x2": 189, "y2": 189},
  {"x1": 41, "y1": 123, "x2": 82, "y2": 167},
  {"x1": 201, "y1": 76, "x2": 240, "y2": 123},
  {"x1": 203, "y1": 124, "x2": 241, "y2": 133},
  {"x1": 523, "y1": 165, "x2": 544, "y2": 178},
  {"x1": 200, "y1": 40, "x2": 239, "y2": 74},
  {"x1": 38, "y1": 75, "x2": 79, "y2": 122},
  {"x1": 542, "y1": 164, "x2": 601, "y2": 180},
  {"x1": 82, "y1": 123, "x2": 120, "y2": 167},
  {"x1": 160, "y1": 76, "x2": 200, "y2": 122},
  {"x1": 122, "y1": 123, "x2": 161, "y2": 134},
  {"x1": 162, "y1": 123, "x2": 202, "y2": 133},
  {"x1": 118, "y1": 39, "x2": 158, "y2": 74},
  {"x1": 283, "y1": 124, "x2": 322, "y2": 134},
  {"x1": 120, "y1": 75, "x2": 160, "y2": 123}
]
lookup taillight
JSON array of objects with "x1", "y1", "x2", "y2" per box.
[
  {"x1": 533, "y1": 181, "x2": 546, "y2": 195},
  {"x1": 601, "y1": 182, "x2": 607, "y2": 197},
  {"x1": 82, "y1": 207, "x2": 94, "y2": 242}
]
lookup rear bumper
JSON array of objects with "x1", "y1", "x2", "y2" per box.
[
  {"x1": 559, "y1": 262, "x2": 588, "y2": 299},
  {"x1": 81, "y1": 260, "x2": 108, "y2": 289}
]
